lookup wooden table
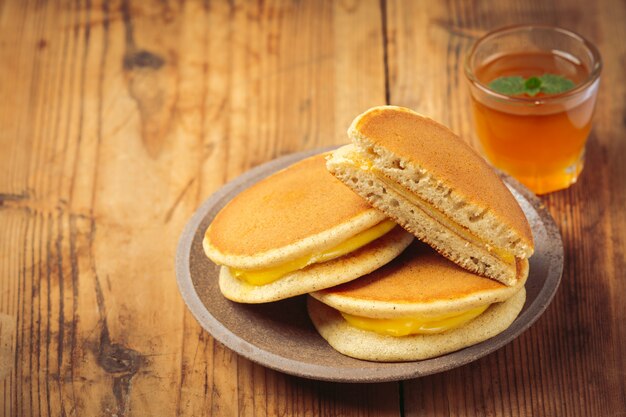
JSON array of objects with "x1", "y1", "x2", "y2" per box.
[{"x1": 1, "y1": 0, "x2": 625, "y2": 415}]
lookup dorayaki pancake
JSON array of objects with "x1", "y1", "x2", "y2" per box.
[
  {"x1": 307, "y1": 241, "x2": 528, "y2": 361},
  {"x1": 219, "y1": 227, "x2": 413, "y2": 303},
  {"x1": 350, "y1": 106, "x2": 532, "y2": 242},
  {"x1": 327, "y1": 106, "x2": 534, "y2": 286},
  {"x1": 203, "y1": 153, "x2": 414, "y2": 303},
  {"x1": 307, "y1": 289, "x2": 525, "y2": 362},
  {"x1": 205, "y1": 154, "x2": 389, "y2": 270}
]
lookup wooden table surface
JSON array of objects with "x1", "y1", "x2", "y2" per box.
[{"x1": 2, "y1": 0, "x2": 625, "y2": 416}]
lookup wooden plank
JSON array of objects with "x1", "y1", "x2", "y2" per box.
[
  {"x1": 0, "y1": 0, "x2": 399, "y2": 416},
  {"x1": 386, "y1": 0, "x2": 626, "y2": 415}
]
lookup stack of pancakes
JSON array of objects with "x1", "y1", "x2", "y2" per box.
[{"x1": 203, "y1": 106, "x2": 534, "y2": 362}]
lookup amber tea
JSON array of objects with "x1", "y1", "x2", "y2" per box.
[{"x1": 465, "y1": 26, "x2": 602, "y2": 194}]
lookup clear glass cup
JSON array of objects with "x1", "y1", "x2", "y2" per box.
[{"x1": 464, "y1": 25, "x2": 602, "y2": 194}]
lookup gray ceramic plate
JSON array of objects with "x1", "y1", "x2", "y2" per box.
[{"x1": 175, "y1": 147, "x2": 563, "y2": 383}]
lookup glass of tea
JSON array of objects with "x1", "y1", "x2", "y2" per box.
[{"x1": 464, "y1": 25, "x2": 602, "y2": 194}]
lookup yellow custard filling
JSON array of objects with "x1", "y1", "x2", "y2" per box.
[
  {"x1": 341, "y1": 304, "x2": 490, "y2": 336},
  {"x1": 230, "y1": 220, "x2": 398, "y2": 286}
]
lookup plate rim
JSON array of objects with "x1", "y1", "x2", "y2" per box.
[{"x1": 175, "y1": 147, "x2": 564, "y2": 383}]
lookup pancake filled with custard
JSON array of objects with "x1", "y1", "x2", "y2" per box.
[
  {"x1": 308, "y1": 241, "x2": 528, "y2": 362},
  {"x1": 326, "y1": 106, "x2": 534, "y2": 286},
  {"x1": 203, "y1": 154, "x2": 414, "y2": 303}
]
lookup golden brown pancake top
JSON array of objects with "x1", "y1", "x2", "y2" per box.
[
  {"x1": 319, "y1": 242, "x2": 505, "y2": 303},
  {"x1": 207, "y1": 154, "x2": 376, "y2": 256},
  {"x1": 354, "y1": 107, "x2": 533, "y2": 246}
]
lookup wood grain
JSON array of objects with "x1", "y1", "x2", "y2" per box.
[{"x1": 1, "y1": 0, "x2": 625, "y2": 416}]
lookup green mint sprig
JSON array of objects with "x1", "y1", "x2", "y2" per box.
[{"x1": 488, "y1": 74, "x2": 575, "y2": 97}]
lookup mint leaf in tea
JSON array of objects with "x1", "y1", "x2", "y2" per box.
[
  {"x1": 524, "y1": 76, "x2": 542, "y2": 96},
  {"x1": 479, "y1": 50, "x2": 584, "y2": 98},
  {"x1": 488, "y1": 74, "x2": 575, "y2": 97}
]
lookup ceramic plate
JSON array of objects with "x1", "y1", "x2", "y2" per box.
[{"x1": 175, "y1": 147, "x2": 563, "y2": 382}]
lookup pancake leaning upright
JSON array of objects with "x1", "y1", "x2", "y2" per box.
[
  {"x1": 203, "y1": 154, "x2": 413, "y2": 303},
  {"x1": 326, "y1": 106, "x2": 534, "y2": 286}
]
